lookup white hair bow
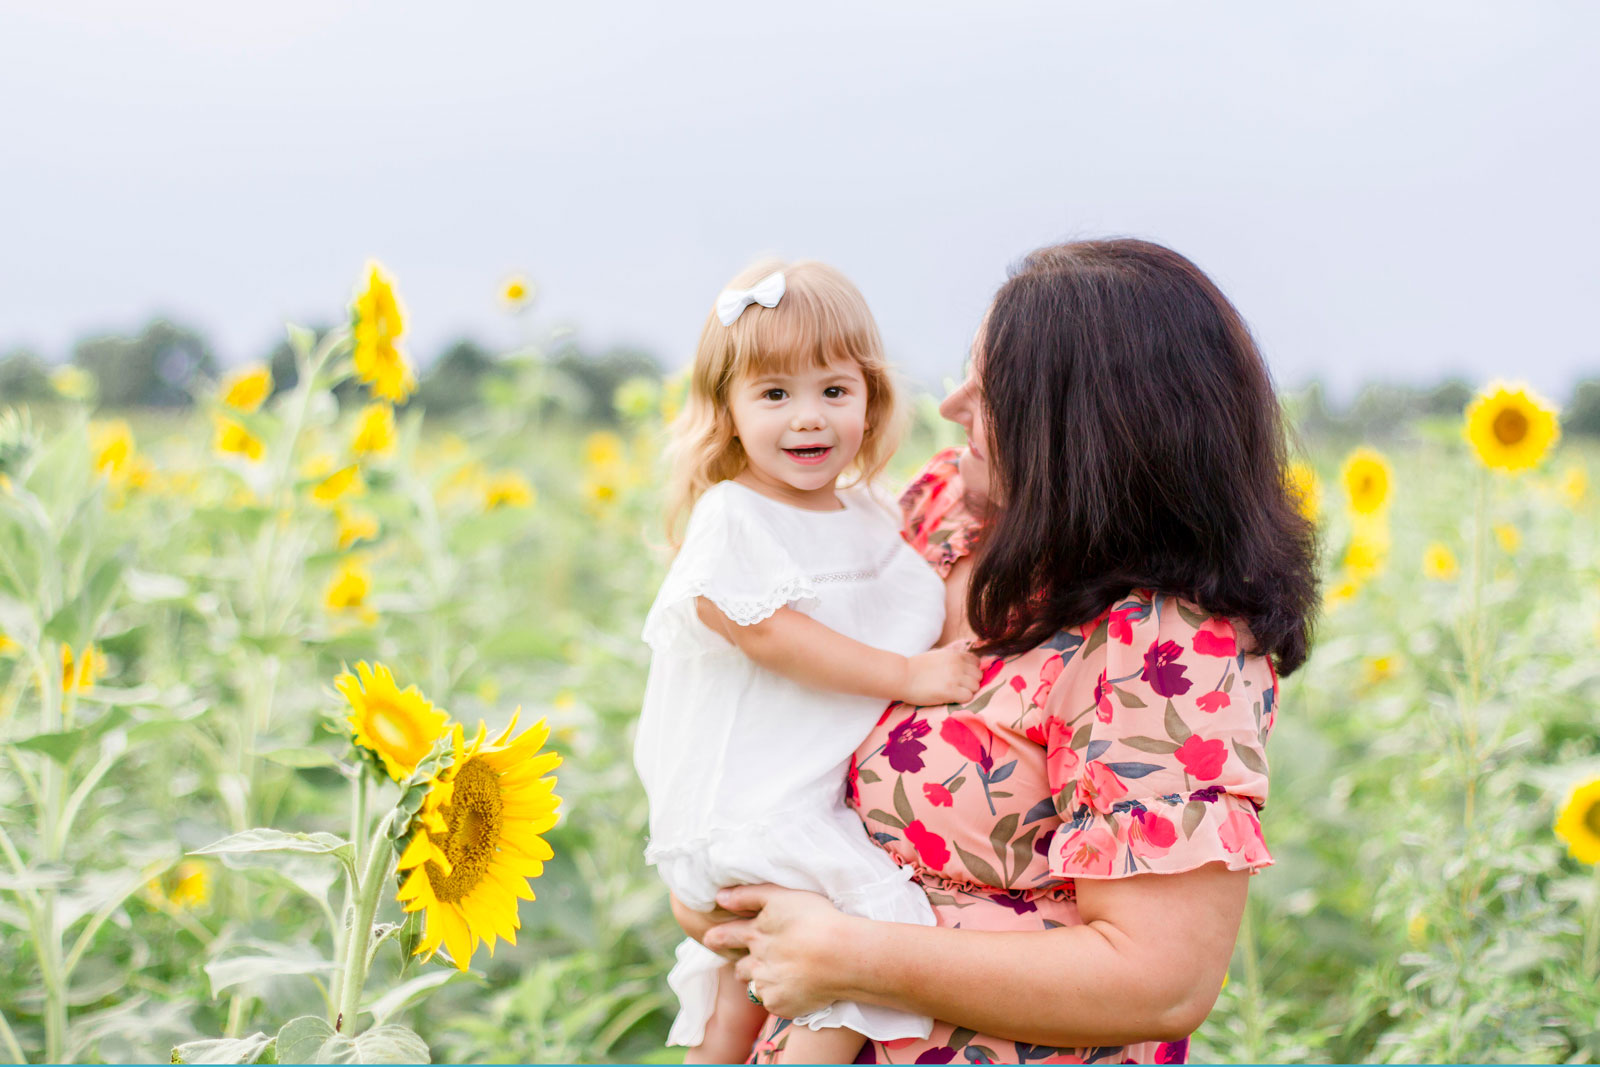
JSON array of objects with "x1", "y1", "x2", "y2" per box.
[{"x1": 715, "y1": 271, "x2": 786, "y2": 326}]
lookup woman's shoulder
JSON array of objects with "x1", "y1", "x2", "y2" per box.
[{"x1": 898, "y1": 447, "x2": 981, "y2": 576}]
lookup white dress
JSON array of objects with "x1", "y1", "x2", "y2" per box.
[{"x1": 636, "y1": 478, "x2": 945, "y2": 1047}]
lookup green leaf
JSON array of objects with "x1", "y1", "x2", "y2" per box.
[
  {"x1": 171, "y1": 1032, "x2": 274, "y2": 1064},
  {"x1": 1120, "y1": 736, "x2": 1180, "y2": 755},
  {"x1": 865, "y1": 808, "x2": 905, "y2": 831},
  {"x1": 1173, "y1": 601, "x2": 1211, "y2": 629},
  {"x1": 260, "y1": 747, "x2": 342, "y2": 770},
  {"x1": 1231, "y1": 739, "x2": 1268, "y2": 776},
  {"x1": 1083, "y1": 620, "x2": 1108, "y2": 658},
  {"x1": 948, "y1": 1028, "x2": 978, "y2": 1051},
  {"x1": 1182, "y1": 801, "x2": 1207, "y2": 837},
  {"x1": 363, "y1": 971, "x2": 466, "y2": 1028},
  {"x1": 952, "y1": 842, "x2": 1004, "y2": 890},
  {"x1": 856, "y1": 768, "x2": 881, "y2": 784},
  {"x1": 892, "y1": 775, "x2": 915, "y2": 827},
  {"x1": 1163, "y1": 701, "x2": 1193, "y2": 744},
  {"x1": 12, "y1": 706, "x2": 130, "y2": 765},
  {"x1": 205, "y1": 951, "x2": 335, "y2": 998},
  {"x1": 988, "y1": 812, "x2": 1019, "y2": 871},
  {"x1": 194, "y1": 829, "x2": 354, "y2": 865},
  {"x1": 947, "y1": 775, "x2": 965, "y2": 793},
  {"x1": 275, "y1": 1016, "x2": 335, "y2": 1064},
  {"x1": 1112, "y1": 686, "x2": 1146, "y2": 708},
  {"x1": 314, "y1": 1024, "x2": 430, "y2": 1064},
  {"x1": 1010, "y1": 825, "x2": 1040, "y2": 881}
]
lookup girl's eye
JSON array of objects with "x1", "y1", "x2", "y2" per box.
[
  {"x1": 762, "y1": 388, "x2": 787, "y2": 402},
  {"x1": 823, "y1": 386, "x2": 846, "y2": 399}
]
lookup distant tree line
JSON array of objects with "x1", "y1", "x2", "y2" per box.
[{"x1": 0, "y1": 318, "x2": 663, "y2": 423}]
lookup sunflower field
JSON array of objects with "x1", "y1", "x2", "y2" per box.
[{"x1": 1, "y1": 265, "x2": 1598, "y2": 1065}]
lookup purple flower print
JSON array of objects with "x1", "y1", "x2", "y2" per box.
[
  {"x1": 914, "y1": 1049, "x2": 957, "y2": 1064},
  {"x1": 989, "y1": 889, "x2": 1039, "y2": 915},
  {"x1": 1154, "y1": 1038, "x2": 1189, "y2": 1063},
  {"x1": 886, "y1": 714, "x2": 932, "y2": 773},
  {"x1": 1141, "y1": 639, "x2": 1193, "y2": 698}
]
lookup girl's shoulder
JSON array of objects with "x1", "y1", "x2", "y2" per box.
[{"x1": 898, "y1": 447, "x2": 981, "y2": 577}]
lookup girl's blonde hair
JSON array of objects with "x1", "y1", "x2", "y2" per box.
[{"x1": 664, "y1": 259, "x2": 904, "y2": 547}]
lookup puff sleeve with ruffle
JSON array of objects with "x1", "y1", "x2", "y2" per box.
[
  {"x1": 1037, "y1": 590, "x2": 1278, "y2": 880},
  {"x1": 897, "y1": 447, "x2": 984, "y2": 577},
  {"x1": 640, "y1": 483, "x2": 820, "y2": 655}
]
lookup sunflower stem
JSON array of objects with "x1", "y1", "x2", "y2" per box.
[
  {"x1": 1584, "y1": 861, "x2": 1600, "y2": 977},
  {"x1": 336, "y1": 810, "x2": 396, "y2": 1034}
]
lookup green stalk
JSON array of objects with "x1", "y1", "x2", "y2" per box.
[
  {"x1": 335, "y1": 812, "x2": 397, "y2": 1034},
  {"x1": 0, "y1": 1005, "x2": 25, "y2": 1065},
  {"x1": 1584, "y1": 861, "x2": 1600, "y2": 977},
  {"x1": 1236, "y1": 897, "x2": 1266, "y2": 1063}
]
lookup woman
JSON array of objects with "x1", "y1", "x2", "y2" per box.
[{"x1": 675, "y1": 239, "x2": 1319, "y2": 1064}]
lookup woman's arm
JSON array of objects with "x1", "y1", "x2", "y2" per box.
[
  {"x1": 694, "y1": 598, "x2": 979, "y2": 706},
  {"x1": 706, "y1": 862, "x2": 1248, "y2": 1048}
]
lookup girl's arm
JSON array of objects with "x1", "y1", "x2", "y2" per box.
[
  {"x1": 704, "y1": 864, "x2": 1248, "y2": 1049},
  {"x1": 694, "y1": 598, "x2": 979, "y2": 706}
]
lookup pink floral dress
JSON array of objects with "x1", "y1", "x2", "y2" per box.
[{"x1": 751, "y1": 449, "x2": 1277, "y2": 1065}]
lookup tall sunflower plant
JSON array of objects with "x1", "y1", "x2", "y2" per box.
[{"x1": 174, "y1": 662, "x2": 561, "y2": 1065}]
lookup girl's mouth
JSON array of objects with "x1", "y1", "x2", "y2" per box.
[{"x1": 784, "y1": 446, "x2": 833, "y2": 465}]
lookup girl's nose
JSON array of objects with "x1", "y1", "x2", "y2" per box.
[{"x1": 791, "y1": 408, "x2": 826, "y2": 431}]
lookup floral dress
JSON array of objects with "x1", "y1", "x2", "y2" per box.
[{"x1": 751, "y1": 449, "x2": 1278, "y2": 1065}]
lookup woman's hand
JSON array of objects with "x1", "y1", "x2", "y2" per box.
[
  {"x1": 668, "y1": 892, "x2": 748, "y2": 961},
  {"x1": 702, "y1": 884, "x2": 853, "y2": 1021}
]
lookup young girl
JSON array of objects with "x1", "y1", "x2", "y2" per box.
[{"x1": 635, "y1": 260, "x2": 979, "y2": 1064}]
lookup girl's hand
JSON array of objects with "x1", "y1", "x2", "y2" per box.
[
  {"x1": 900, "y1": 640, "x2": 981, "y2": 706},
  {"x1": 669, "y1": 892, "x2": 749, "y2": 961},
  {"x1": 703, "y1": 884, "x2": 853, "y2": 1020}
]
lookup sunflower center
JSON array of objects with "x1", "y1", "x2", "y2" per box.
[
  {"x1": 1492, "y1": 407, "x2": 1529, "y2": 447},
  {"x1": 425, "y1": 757, "x2": 502, "y2": 903},
  {"x1": 367, "y1": 700, "x2": 431, "y2": 766},
  {"x1": 1584, "y1": 798, "x2": 1600, "y2": 840}
]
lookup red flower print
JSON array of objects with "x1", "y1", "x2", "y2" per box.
[
  {"x1": 846, "y1": 752, "x2": 861, "y2": 806},
  {"x1": 886, "y1": 714, "x2": 932, "y2": 772},
  {"x1": 939, "y1": 716, "x2": 985, "y2": 763},
  {"x1": 1009, "y1": 675, "x2": 1027, "y2": 693},
  {"x1": 904, "y1": 819, "x2": 951, "y2": 869},
  {"x1": 1129, "y1": 808, "x2": 1178, "y2": 858},
  {"x1": 1219, "y1": 808, "x2": 1270, "y2": 864},
  {"x1": 1075, "y1": 760, "x2": 1129, "y2": 813},
  {"x1": 875, "y1": 701, "x2": 896, "y2": 727},
  {"x1": 1025, "y1": 722, "x2": 1048, "y2": 747},
  {"x1": 1054, "y1": 824, "x2": 1117, "y2": 877},
  {"x1": 1192, "y1": 616, "x2": 1237, "y2": 657},
  {"x1": 1094, "y1": 670, "x2": 1114, "y2": 724},
  {"x1": 1141, "y1": 639, "x2": 1193, "y2": 698},
  {"x1": 1196, "y1": 690, "x2": 1231, "y2": 713},
  {"x1": 1043, "y1": 718, "x2": 1080, "y2": 789},
  {"x1": 1108, "y1": 604, "x2": 1141, "y2": 645},
  {"x1": 1154, "y1": 1038, "x2": 1189, "y2": 1064},
  {"x1": 978, "y1": 656, "x2": 1006, "y2": 689},
  {"x1": 923, "y1": 782, "x2": 953, "y2": 807},
  {"x1": 1175, "y1": 735, "x2": 1228, "y2": 781},
  {"x1": 1032, "y1": 653, "x2": 1065, "y2": 706}
]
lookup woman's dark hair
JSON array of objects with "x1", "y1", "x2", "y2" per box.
[{"x1": 969, "y1": 239, "x2": 1319, "y2": 675}]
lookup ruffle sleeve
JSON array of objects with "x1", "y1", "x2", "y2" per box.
[
  {"x1": 640, "y1": 483, "x2": 819, "y2": 654},
  {"x1": 1038, "y1": 590, "x2": 1277, "y2": 880},
  {"x1": 898, "y1": 447, "x2": 983, "y2": 577}
]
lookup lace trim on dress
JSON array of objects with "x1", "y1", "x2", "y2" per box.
[
  {"x1": 808, "y1": 540, "x2": 904, "y2": 585},
  {"x1": 683, "y1": 575, "x2": 821, "y2": 628}
]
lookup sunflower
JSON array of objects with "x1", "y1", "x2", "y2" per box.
[
  {"x1": 221, "y1": 364, "x2": 273, "y2": 413},
  {"x1": 324, "y1": 558, "x2": 376, "y2": 624},
  {"x1": 212, "y1": 415, "x2": 265, "y2": 462},
  {"x1": 335, "y1": 507, "x2": 380, "y2": 550},
  {"x1": 1343, "y1": 513, "x2": 1389, "y2": 581},
  {"x1": 1340, "y1": 448, "x2": 1391, "y2": 516},
  {"x1": 337, "y1": 661, "x2": 450, "y2": 782},
  {"x1": 500, "y1": 275, "x2": 534, "y2": 311},
  {"x1": 1463, "y1": 381, "x2": 1559, "y2": 473},
  {"x1": 1493, "y1": 523, "x2": 1521, "y2": 554},
  {"x1": 393, "y1": 713, "x2": 562, "y2": 969},
  {"x1": 90, "y1": 420, "x2": 135, "y2": 479},
  {"x1": 351, "y1": 262, "x2": 416, "y2": 404},
  {"x1": 351, "y1": 403, "x2": 397, "y2": 459},
  {"x1": 1422, "y1": 543, "x2": 1459, "y2": 581},
  {"x1": 62, "y1": 644, "x2": 102, "y2": 692},
  {"x1": 1558, "y1": 464, "x2": 1588, "y2": 507},
  {"x1": 482, "y1": 471, "x2": 534, "y2": 511},
  {"x1": 1285, "y1": 460, "x2": 1320, "y2": 522},
  {"x1": 1554, "y1": 776, "x2": 1600, "y2": 865},
  {"x1": 312, "y1": 464, "x2": 366, "y2": 506}
]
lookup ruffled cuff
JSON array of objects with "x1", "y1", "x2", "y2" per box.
[{"x1": 1047, "y1": 790, "x2": 1274, "y2": 880}]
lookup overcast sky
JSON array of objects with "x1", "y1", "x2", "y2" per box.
[{"x1": 2, "y1": 1, "x2": 1595, "y2": 401}]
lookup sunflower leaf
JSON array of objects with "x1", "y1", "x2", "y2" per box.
[
  {"x1": 171, "y1": 1031, "x2": 275, "y2": 1065},
  {"x1": 193, "y1": 830, "x2": 356, "y2": 880},
  {"x1": 315, "y1": 1024, "x2": 430, "y2": 1064},
  {"x1": 274, "y1": 1016, "x2": 334, "y2": 1064}
]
